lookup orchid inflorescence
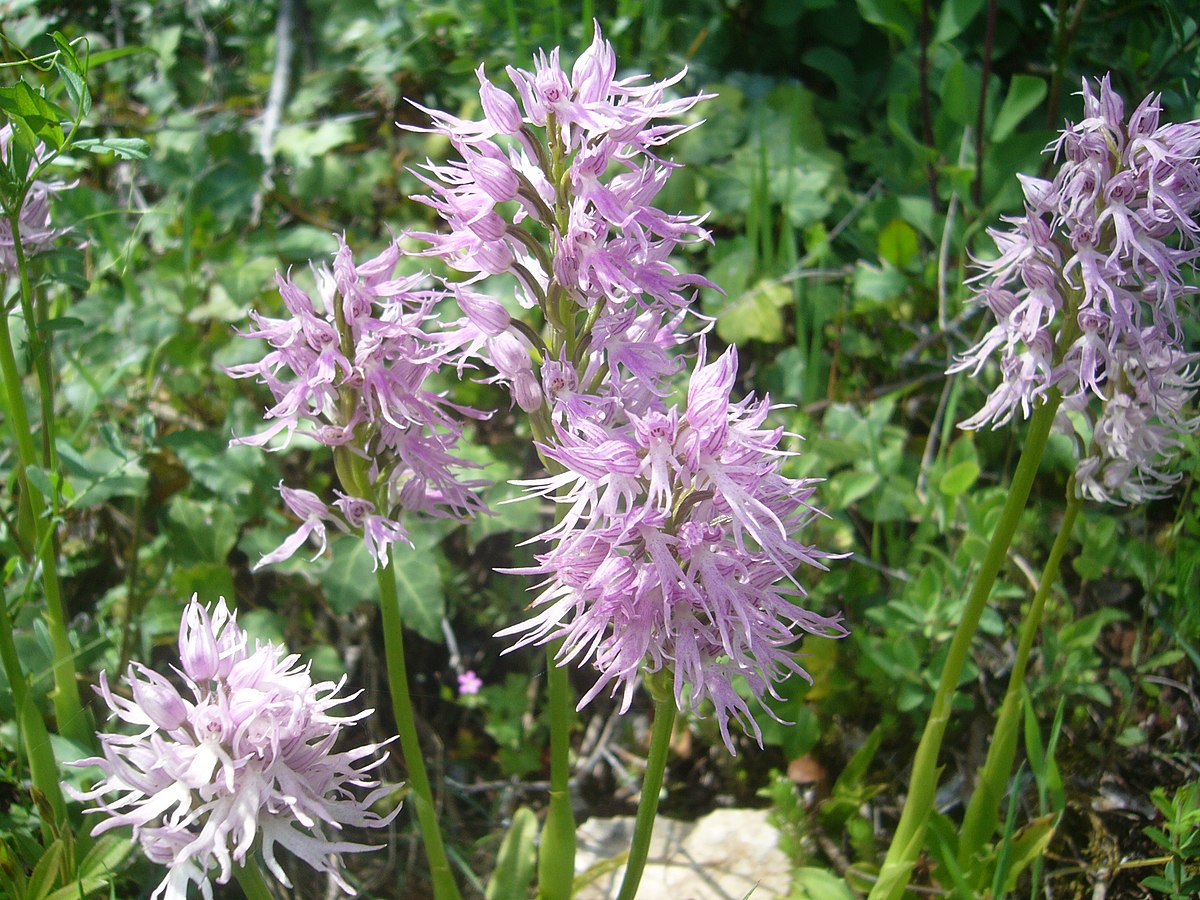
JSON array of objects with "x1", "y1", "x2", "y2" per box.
[
  {"x1": 72, "y1": 596, "x2": 399, "y2": 900},
  {"x1": 230, "y1": 23, "x2": 846, "y2": 750},
  {"x1": 952, "y1": 76, "x2": 1200, "y2": 505}
]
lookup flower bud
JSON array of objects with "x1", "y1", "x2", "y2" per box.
[
  {"x1": 477, "y1": 65, "x2": 523, "y2": 134},
  {"x1": 513, "y1": 370, "x2": 543, "y2": 412},
  {"x1": 488, "y1": 332, "x2": 531, "y2": 378},
  {"x1": 468, "y1": 156, "x2": 520, "y2": 203},
  {"x1": 466, "y1": 209, "x2": 508, "y2": 243},
  {"x1": 130, "y1": 665, "x2": 188, "y2": 730},
  {"x1": 179, "y1": 596, "x2": 220, "y2": 682},
  {"x1": 571, "y1": 25, "x2": 616, "y2": 105},
  {"x1": 456, "y1": 287, "x2": 511, "y2": 336}
]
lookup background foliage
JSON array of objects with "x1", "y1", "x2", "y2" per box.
[{"x1": 1, "y1": 0, "x2": 1198, "y2": 896}]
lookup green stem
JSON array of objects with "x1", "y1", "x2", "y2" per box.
[
  {"x1": 869, "y1": 393, "x2": 1062, "y2": 900},
  {"x1": 957, "y1": 476, "x2": 1081, "y2": 868},
  {"x1": 538, "y1": 641, "x2": 576, "y2": 900},
  {"x1": 11, "y1": 219, "x2": 59, "y2": 476},
  {"x1": 234, "y1": 856, "x2": 277, "y2": 900},
  {"x1": 0, "y1": 308, "x2": 91, "y2": 750},
  {"x1": 615, "y1": 681, "x2": 676, "y2": 900},
  {"x1": 0, "y1": 592, "x2": 65, "y2": 834},
  {"x1": 375, "y1": 559, "x2": 461, "y2": 900}
]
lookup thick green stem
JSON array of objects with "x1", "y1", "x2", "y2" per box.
[
  {"x1": 0, "y1": 308, "x2": 91, "y2": 750},
  {"x1": 375, "y1": 560, "x2": 461, "y2": 900},
  {"x1": 869, "y1": 393, "x2": 1061, "y2": 900},
  {"x1": 234, "y1": 856, "x2": 277, "y2": 900},
  {"x1": 615, "y1": 680, "x2": 676, "y2": 900},
  {"x1": 957, "y1": 477, "x2": 1081, "y2": 868},
  {"x1": 538, "y1": 641, "x2": 576, "y2": 900}
]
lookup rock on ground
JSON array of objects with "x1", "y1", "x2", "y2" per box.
[{"x1": 574, "y1": 808, "x2": 791, "y2": 899}]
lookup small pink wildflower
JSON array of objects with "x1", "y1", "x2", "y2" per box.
[{"x1": 457, "y1": 670, "x2": 483, "y2": 696}]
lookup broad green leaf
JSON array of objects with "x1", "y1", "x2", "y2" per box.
[
  {"x1": 317, "y1": 536, "x2": 377, "y2": 615},
  {"x1": 992, "y1": 75, "x2": 1048, "y2": 142},
  {"x1": 485, "y1": 807, "x2": 538, "y2": 900},
  {"x1": 166, "y1": 497, "x2": 237, "y2": 564},
  {"x1": 170, "y1": 562, "x2": 236, "y2": 603},
  {"x1": 392, "y1": 548, "x2": 445, "y2": 642},
  {"x1": 940, "y1": 54, "x2": 981, "y2": 127},
  {"x1": 0, "y1": 83, "x2": 67, "y2": 148},
  {"x1": 855, "y1": 0, "x2": 914, "y2": 41},
  {"x1": 790, "y1": 867, "x2": 855, "y2": 899},
  {"x1": 714, "y1": 280, "x2": 789, "y2": 344},
  {"x1": 877, "y1": 218, "x2": 920, "y2": 269},
  {"x1": 933, "y1": 0, "x2": 986, "y2": 43},
  {"x1": 852, "y1": 260, "x2": 907, "y2": 306},
  {"x1": 939, "y1": 461, "x2": 980, "y2": 497}
]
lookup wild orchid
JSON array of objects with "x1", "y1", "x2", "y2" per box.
[{"x1": 71, "y1": 596, "x2": 399, "y2": 900}]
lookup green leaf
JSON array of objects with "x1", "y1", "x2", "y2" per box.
[
  {"x1": 37, "y1": 316, "x2": 84, "y2": 334},
  {"x1": 317, "y1": 536, "x2": 377, "y2": 615},
  {"x1": 852, "y1": 260, "x2": 907, "y2": 306},
  {"x1": 25, "y1": 465, "x2": 57, "y2": 500},
  {"x1": 999, "y1": 814, "x2": 1059, "y2": 892},
  {"x1": 26, "y1": 838, "x2": 65, "y2": 900},
  {"x1": 53, "y1": 60, "x2": 90, "y2": 119},
  {"x1": 166, "y1": 497, "x2": 237, "y2": 564},
  {"x1": 50, "y1": 33, "x2": 82, "y2": 74},
  {"x1": 77, "y1": 833, "x2": 133, "y2": 881},
  {"x1": 0, "y1": 84, "x2": 67, "y2": 149},
  {"x1": 392, "y1": 548, "x2": 445, "y2": 642},
  {"x1": 992, "y1": 75, "x2": 1048, "y2": 143},
  {"x1": 938, "y1": 461, "x2": 980, "y2": 497},
  {"x1": 790, "y1": 867, "x2": 855, "y2": 899},
  {"x1": 170, "y1": 562, "x2": 236, "y2": 603},
  {"x1": 877, "y1": 218, "x2": 920, "y2": 269},
  {"x1": 88, "y1": 45, "x2": 155, "y2": 67},
  {"x1": 940, "y1": 54, "x2": 981, "y2": 127},
  {"x1": 933, "y1": 0, "x2": 986, "y2": 43},
  {"x1": 485, "y1": 806, "x2": 538, "y2": 900},
  {"x1": 72, "y1": 138, "x2": 150, "y2": 160},
  {"x1": 855, "y1": 0, "x2": 914, "y2": 41},
  {"x1": 714, "y1": 280, "x2": 789, "y2": 344}
]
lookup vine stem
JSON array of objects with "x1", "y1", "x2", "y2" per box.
[
  {"x1": 615, "y1": 677, "x2": 676, "y2": 900},
  {"x1": 957, "y1": 476, "x2": 1081, "y2": 866},
  {"x1": 375, "y1": 559, "x2": 461, "y2": 900},
  {"x1": 869, "y1": 392, "x2": 1062, "y2": 900}
]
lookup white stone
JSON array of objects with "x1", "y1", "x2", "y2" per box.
[{"x1": 574, "y1": 808, "x2": 791, "y2": 899}]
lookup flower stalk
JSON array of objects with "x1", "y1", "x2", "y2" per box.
[
  {"x1": 376, "y1": 561, "x2": 462, "y2": 900},
  {"x1": 615, "y1": 670, "x2": 676, "y2": 900},
  {"x1": 870, "y1": 391, "x2": 1061, "y2": 900},
  {"x1": 537, "y1": 639, "x2": 575, "y2": 900},
  {"x1": 957, "y1": 476, "x2": 1081, "y2": 868}
]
